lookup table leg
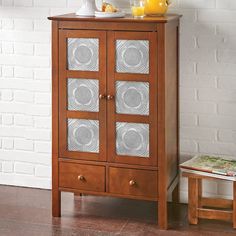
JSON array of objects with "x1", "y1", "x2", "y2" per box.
[
  {"x1": 188, "y1": 177, "x2": 199, "y2": 225},
  {"x1": 198, "y1": 179, "x2": 202, "y2": 208}
]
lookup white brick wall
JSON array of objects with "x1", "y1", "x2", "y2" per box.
[
  {"x1": 175, "y1": 0, "x2": 236, "y2": 202},
  {"x1": 0, "y1": 0, "x2": 235, "y2": 202}
]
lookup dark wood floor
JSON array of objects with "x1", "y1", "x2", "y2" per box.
[{"x1": 0, "y1": 186, "x2": 235, "y2": 236}]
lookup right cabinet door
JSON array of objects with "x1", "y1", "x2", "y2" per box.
[{"x1": 107, "y1": 31, "x2": 158, "y2": 166}]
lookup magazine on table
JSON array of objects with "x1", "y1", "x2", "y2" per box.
[{"x1": 180, "y1": 155, "x2": 236, "y2": 181}]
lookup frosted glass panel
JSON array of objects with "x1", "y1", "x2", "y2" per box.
[
  {"x1": 68, "y1": 79, "x2": 99, "y2": 112},
  {"x1": 68, "y1": 119, "x2": 99, "y2": 153},
  {"x1": 68, "y1": 38, "x2": 99, "y2": 71},
  {"x1": 116, "y1": 81, "x2": 149, "y2": 115},
  {"x1": 116, "y1": 40, "x2": 149, "y2": 74},
  {"x1": 116, "y1": 122, "x2": 149, "y2": 157}
]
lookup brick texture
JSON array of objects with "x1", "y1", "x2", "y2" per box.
[
  {"x1": 0, "y1": 0, "x2": 235, "y2": 202},
  {"x1": 173, "y1": 0, "x2": 236, "y2": 202}
]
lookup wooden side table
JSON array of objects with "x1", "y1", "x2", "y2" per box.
[{"x1": 182, "y1": 172, "x2": 236, "y2": 228}]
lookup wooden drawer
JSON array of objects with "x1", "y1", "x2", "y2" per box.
[
  {"x1": 59, "y1": 162, "x2": 105, "y2": 192},
  {"x1": 108, "y1": 167, "x2": 157, "y2": 198}
]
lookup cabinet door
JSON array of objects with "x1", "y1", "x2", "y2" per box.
[
  {"x1": 59, "y1": 30, "x2": 106, "y2": 161},
  {"x1": 107, "y1": 32, "x2": 157, "y2": 166}
]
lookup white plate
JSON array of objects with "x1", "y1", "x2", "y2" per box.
[{"x1": 95, "y1": 11, "x2": 125, "y2": 18}]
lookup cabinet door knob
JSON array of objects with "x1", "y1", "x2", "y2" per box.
[
  {"x1": 107, "y1": 95, "x2": 114, "y2": 100},
  {"x1": 78, "y1": 175, "x2": 85, "y2": 181},
  {"x1": 99, "y1": 94, "x2": 106, "y2": 100},
  {"x1": 129, "y1": 180, "x2": 136, "y2": 186}
]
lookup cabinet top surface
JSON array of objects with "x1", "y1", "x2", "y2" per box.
[{"x1": 48, "y1": 13, "x2": 181, "y2": 23}]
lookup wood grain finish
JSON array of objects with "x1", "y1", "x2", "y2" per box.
[
  {"x1": 59, "y1": 162, "x2": 105, "y2": 192},
  {"x1": 183, "y1": 172, "x2": 233, "y2": 181},
  {"x1": 58, "y1": 30, "x2": 107, "y2": 162},
  {"x1": 198, "y1": 209, "x2": 233, "y2": 222},
  {"x1": 51, "y1": 20, "x2": 61, "y2": 217},
  {"x1": 49, "y1": 14, "x2": 181, "y2": 230},
  {"x1": 59, "y1": 157, "x2": 158, "y2": 170},
  {"x1": 59, "y1": 21, "x2": 158, "y2": 31},
  {"x1": 108, "y1": 167, "x2": 157, "y2": 198},
  {"x1": 201, "y1": 197, "x2": 233, "y2": 209},
  {"x1": 157, "y1": 20, "x2": 180, "y2": 229},
  {"x1": 184, "y1": 172, "x2": 236, "y2": 229},
  {"x1": 233, "y1": 181, "x2": 236, "y2": 228},
  {"x1": 188, "y1": 177, "x2": 199, "y2": 225},
  {"x1": 107, "y1": 31, "x2": 157, "y2": 167},
  {"x1": 165, "y1": 21, "x2": 179, "y2": 189},
  {"x1": 156, "y1": 23, "x2": 167, "y2": 229}
]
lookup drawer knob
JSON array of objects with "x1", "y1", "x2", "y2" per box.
[
  {"x1": 129, "y1": 180, "x2": 136, "y2": 186},
  {"x1": 107, "y1": 95, "x2": 114, "y2": 100},
  {"x1": 99, "y1": 94, "x2": 106, "y2": 100},
  {"x1": 78, "y1": 175, "x2": 85, "y2": 181}
]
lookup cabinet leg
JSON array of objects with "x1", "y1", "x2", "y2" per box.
[
  {"x1": 158, "y1": 200, "x2": 168, "y2": 229},
  {"x1": 52, "y1": 189, "x2": 61, "y2": 217},
  {"x1": 198, "y1": 179, "x2": 202, "y2": 208},
  {"x1": 188, "y1": 177, "x2": 199, "y2": 225},
  {"x1": 172, "y1": 183, "x2": 180, "y2": 203},
  {"x1": 233, "y1": 182, "x2": 236, "y2": 229}
]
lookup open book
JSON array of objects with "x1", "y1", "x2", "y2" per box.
[{"x1": 180, "y1": 155, "x2": 236, "y2": 181}]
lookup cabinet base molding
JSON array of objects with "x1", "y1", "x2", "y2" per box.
[{"x1": 59, "y1": 188, "x2": 158, "y2": 202}]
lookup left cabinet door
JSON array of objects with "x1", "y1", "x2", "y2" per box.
[{"x1": 59, "y1": 30, "x2": 107, "y2": 162}]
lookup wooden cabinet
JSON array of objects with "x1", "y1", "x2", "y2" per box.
[{"x1": 48, "y1": 13, "x2": 181, "y2": 229}]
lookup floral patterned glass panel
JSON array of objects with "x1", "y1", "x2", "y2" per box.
[
  {"x1": 68, "y1": 119, "x2": 99, "y2": 153},
  {"x1": 116, "y1": 40, "x2": 149, "y2": 74},
  {"x1": 116, "y1": 122, "x2": 149, "y2": 158},
  {"x1": 116, "y1": 81, "x2": 149, "y2": 115},
  {"x1": 68, "y1": 79, "x2": 99, "y2": 112},
  {"x1": 68, "y1": 38, "x2": 99, "y2": 71}
]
